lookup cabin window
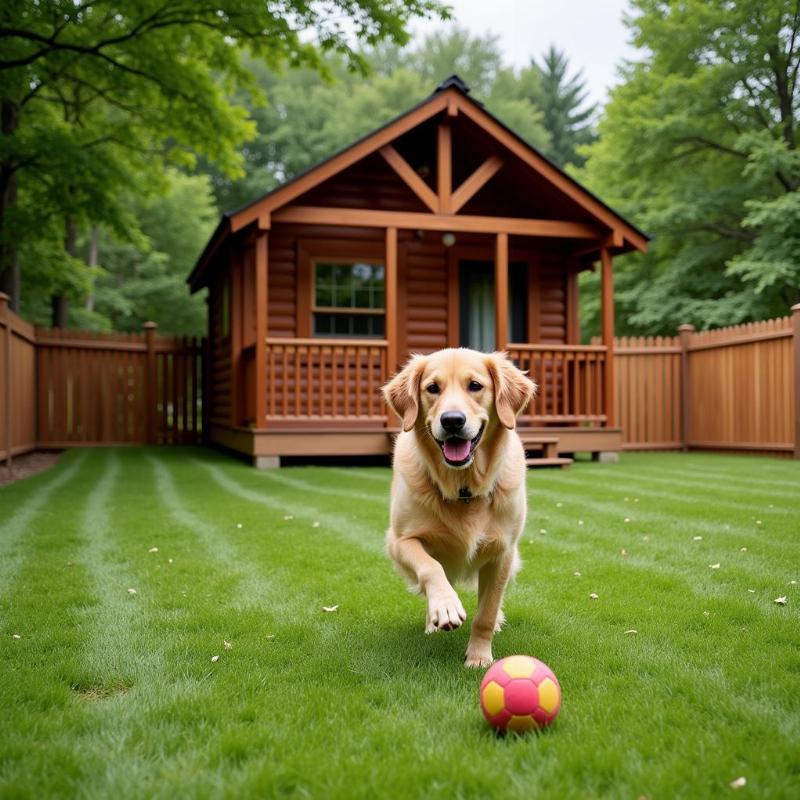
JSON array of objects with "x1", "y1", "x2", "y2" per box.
[{"x1": 312, "y1": 261, "x2": 385, "y2": 338}]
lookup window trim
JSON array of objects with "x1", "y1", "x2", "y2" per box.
[{"x1": 309, "y1": 255, "x2": 386, "y2": 339}]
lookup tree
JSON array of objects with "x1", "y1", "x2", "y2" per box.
[
  {"x1": 525, "y1": 46, "x2": 596, "y2": 168},
  {"x1": 578, "y1": 0, "x2": 800, "y2": 336},
  {"x1": 0, "y1": 0, "x2": 447, "y2": 319}
]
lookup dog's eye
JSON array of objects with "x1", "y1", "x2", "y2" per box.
[
  {"x1": 468, "y1": 380, "x2": 483, "y2": 392},
  {"x1": 426, "y1": 383, "x2": 440, "y2": 395}
]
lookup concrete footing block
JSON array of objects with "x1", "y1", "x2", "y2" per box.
[
  {"x1": 253, "y1": 455, "x2": 280, "y2": 469},
  {"x1": 593, "y1": 451, "x2": 619, "y2": 463}
]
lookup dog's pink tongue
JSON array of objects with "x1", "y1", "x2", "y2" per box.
[{"x1": 443, "y1": 438, "x2": 470, "y2": 462}]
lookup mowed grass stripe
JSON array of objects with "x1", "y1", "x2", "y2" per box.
[
  {"x1": 539, "y1": 461, "x2": 800, "y2": 504},
  {"x1": 198, "y1": 459, "x2": 385, "y2": 554},
  {"x1": 161, "y1": 451, "x2": 402, "y2": 617},
  {"x1": 147, "y1": 455, "x2": 279, "y2": 611},
  {"x1": 250, "y1": 467, "x2": 793, "y2": 583},
  {"x1": 0, "y1": 452, "x2": 87, "y2": 595},
  {"x1": 532, "y1": 464, "x2": 796, "y2": 516},
  {"x1": 72, "y1": 452, "x2": 165, "y2": 693}
]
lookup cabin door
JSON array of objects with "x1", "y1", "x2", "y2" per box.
[{"x1": 459, "y1": 260, "x2": 527, "y2": 351}]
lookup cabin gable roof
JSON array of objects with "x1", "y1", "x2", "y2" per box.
[{"x1": 188, "y1": 76, "x2": 648, "y2": 291}]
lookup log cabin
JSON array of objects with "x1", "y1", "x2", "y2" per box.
[{"x1": 187, "y1": 76, "x2": 649, "y2": 467}]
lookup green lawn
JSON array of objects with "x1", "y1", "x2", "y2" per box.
[{"x1": 1, "y1": 448, "x2": 799, "y2": 799}]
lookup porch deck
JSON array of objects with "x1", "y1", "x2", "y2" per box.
[{"x1": 214, "y1": 336, "x2": 620, "y2": 462}]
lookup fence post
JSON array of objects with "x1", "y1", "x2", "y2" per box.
[
  {"x1": 0, "y1": 292, "x2": 11, "y2": 470},
  {"x1": 678, "y1": 324, "x2": 695, "y2": 452},
  {"x1": 144, "y1": 321, "x2": 157, "y2": 444},
  {"x1": 793, "y1": 304, "x2": 800, "y2": 460}
]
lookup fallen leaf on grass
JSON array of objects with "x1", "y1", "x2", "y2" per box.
[
  {"x1": 312, "y1": 521, "x2": 320, "y2": 528},
  {"x1": 774, "y1": 596, "x2": 787, "y2": 606},
  {"x1": 168, "y1": 558, "x2": 174, "y2": 564},
  {"x1": 265, "y1": 635, "x2": 275, "y2": 641},
  {"x1": 577, "y1": 520, "x2": 584, "y2": 526},
  {"x1": 621, "y1": 548, "x2": 629, "y2": 556},
  {"x1": 148, "y1": 546, "x2": 158, "y2": 553},
  {"x1": 322, "y1": 605, "x2": 339, "y2": 613},
  {"x1": 283, "y1": 515, "x2": 294, "y2": 521},
  {"x1": 556, "y1": 502, "x2": 562, "y2": 508},
  {"x1": 236, "y1": 523, "x2": 242, "y2": 529},
  {"x1": 624, "y1": 629, "x2": 638, "y2": 635},
  {"x1": 12, "y1": 634, "x2": 21, "y2": 640},
  {"x1": 211, "y1": 655, "x2": 219, "y2": 663},
  {"x1": 624, "y1": 517, "x2": 631, "y2": 523},
  {"x1": 710, "y1": 563, "x2": 721, "y2": 570},
  {"x1": 633, "y1": 498, "x2": 639, "y2": 503},
  {"x1": 641, "y1": 535, "x2": 650, "y2": 542},
  {"x1": 747, "y1": 589, "x2": 755, "y2": 593},
  {"x1": 739, "y1": 546, "x2": 747, "y2": 552},
  {"x1": 729, "y1": 777, "x2": 746, "y2": 789},
  {"x1": 538, "y1": 528, "x2": 547, "y2": 535},
  {"x1": 703, "y1": 611, "x2": 710, "y2": 617},
  {"x1": 693, "y1": 536, "x2": 703, "y2": 541},
  {"x1": 223, "y1": 640, "x2": 232, "y2": 650},
  {"x1": 755, "y1": 520, "x2": 762, "y2": 526},
  {"x1": 589, "y1": 593, "x2": 599, "y2": 600},
  {"x1": 127, "y1": 588, "x2": 137, "y2": 595},
  {"x1": 573, "y1": 571, "x2": 581, "y2": 577},
  {"x1": 789, "y1": 580, "x2": 797, "y2": 585}
]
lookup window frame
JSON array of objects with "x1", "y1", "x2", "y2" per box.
[{"x1": 310, "y1": 255, "x2": 386, "y2": 339}]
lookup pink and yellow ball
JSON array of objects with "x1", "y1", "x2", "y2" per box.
[{"x1": 479, "y1": 655, "x2": 562, "y2": 732}]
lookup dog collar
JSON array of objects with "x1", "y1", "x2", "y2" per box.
[{"x1": 459, "y1": 487, "x2": 473, "y2": 503}]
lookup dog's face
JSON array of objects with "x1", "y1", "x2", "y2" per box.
[{"x1": 383, "y1": 349, "x2": 536, "y2": 470}]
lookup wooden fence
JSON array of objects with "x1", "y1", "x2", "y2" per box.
[
  {"x1": 1, "y1": 293, "x2": 205, "y2": 462},
  {"x1": 0, "y1": 295, "x2": 37, "y2": 459},
  {"x1": 614, "y1": 306, "x2": 800, "y2": 456}
]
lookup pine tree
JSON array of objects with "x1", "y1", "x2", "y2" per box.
[{"x1": 528, "y1": 46, "x2": 596, "y2": 168}]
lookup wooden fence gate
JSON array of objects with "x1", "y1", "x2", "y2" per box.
[{"x1": 1, "y1": 294, "x2": 205, "y2": 460}]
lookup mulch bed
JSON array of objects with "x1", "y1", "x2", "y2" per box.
[{"x1": 0, "y1": 451, "x2": 61, "y2": 486}]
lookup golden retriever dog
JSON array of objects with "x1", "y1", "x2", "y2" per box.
[{"x1": 382, "y1": 348, "x2": 536, "y2": 668}]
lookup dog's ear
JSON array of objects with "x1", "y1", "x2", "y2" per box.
[
  {"x1": 485, "y1": 352, "x2": 537, "y2": 430},
  {"x1": 382, "y1": 354, "x2": 427, "y2": 432}
]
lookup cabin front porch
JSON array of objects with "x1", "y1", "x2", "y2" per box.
[{"x1": 223, "y1": 334, "x2": 621, "y2": 467}]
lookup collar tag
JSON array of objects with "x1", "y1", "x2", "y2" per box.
[{"x1": 458, "y1": 487, "x2": 472, "y2": 503}]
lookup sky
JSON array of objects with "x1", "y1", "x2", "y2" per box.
[{"x1": 409, "y1": 0, "x2": 638, "y2": 107}]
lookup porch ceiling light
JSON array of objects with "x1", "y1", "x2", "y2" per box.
[{"x1": 442, "y1": 232, "x2": 456, "y2": 248}]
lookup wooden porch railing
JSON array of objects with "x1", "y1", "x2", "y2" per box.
[
  {"x1": 265, "y1": 337, "x2": 388, "y2": 422},
  {"x1": 507, "y1": 343, "x2": 608, "y2": 425}
]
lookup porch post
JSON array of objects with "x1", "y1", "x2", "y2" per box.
[
  {"x1": 495, "y1": 232, "x2": 509, "y2": 351},
  {"x1": 255, "y1": 231, "x2": 268, "y2": 427},
  {"x1": 600, "y1": 246, "x2": 616, "y2": 427},
  {"x1": 385, "y1": 227, "x2": 398, "y2": 375}
]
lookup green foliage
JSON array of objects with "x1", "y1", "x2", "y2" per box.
[
  {"x1": 578, "y1": 0, "x2": 800, "y2": 337},
  {"x1": 1, "y1": 0, "x2": 448, "y2": 324},
  {"x1": 524, "y1": 45, "x2": 597, "y2": 168}
]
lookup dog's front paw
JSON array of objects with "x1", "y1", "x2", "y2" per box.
[
  {"x1": 464, "y1": 640, "x2": 493, "y2": 668},
  {"x1": 425, "y1": 591, "x2": 466, "y2": 633}
]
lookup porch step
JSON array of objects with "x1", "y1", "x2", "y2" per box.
[
  {"x1": 525, "y1": 456, "x2": 573, "y2": 469},
  {"x1": 517, "y1": 431, "x2": 573, "y2": 468},
  {"x1": 517, "y1": 432, "x2": 562, "y2": 461}
]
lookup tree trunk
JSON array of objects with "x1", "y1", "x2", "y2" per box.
[
  {"x1": 0, "y1": 99, "x2": 21, "y2": 311},
  {"x1": 52, "y1": 216, "x2": 77, "y2": 328},
  {"x1": 84, "y1": 224, "x2": 99, "y2": 312},
  {"x1": 51, "y1": 295, "x2": 69, "y2": 328}
]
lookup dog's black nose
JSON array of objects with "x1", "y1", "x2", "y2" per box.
[{"x1": 440, "y1": 411, "x2": 466, "y2": 432}]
